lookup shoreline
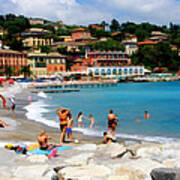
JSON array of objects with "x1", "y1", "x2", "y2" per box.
[
  {"x1": 0, "y1": 83, "x2": 179, "y2": 145},
  {"x1": 1, "y1": 84, "x2": 180, "y2": 179}
]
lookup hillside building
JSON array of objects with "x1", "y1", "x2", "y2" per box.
[{"x1": 0, "y1": 49, "x2": 27, "y2": 74}]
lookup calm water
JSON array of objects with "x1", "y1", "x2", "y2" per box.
[{"x1": 27, "y1": 81, "x2": 180, "y2": 142}]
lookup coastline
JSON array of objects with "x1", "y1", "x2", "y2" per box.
[{"x1": 1, "y1": 84, "x2": 180, "y2": 179}]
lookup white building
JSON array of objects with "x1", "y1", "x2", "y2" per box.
[{"x1": 87, "y1": 66, "x2": 144, "y2": 77}]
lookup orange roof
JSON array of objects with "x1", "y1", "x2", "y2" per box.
[
  {"x1": 138, "y1": 40, "x2": 158, "y2": 46},
  {"x1": 111, "y1": 32, "x2": 121, "y2": 36},
  {"x1": 72, "y1": 27, "x2": 87, "y2": 32},
  {"x1": 176, "y1": 71, "x2": 180, "y2": 76}
]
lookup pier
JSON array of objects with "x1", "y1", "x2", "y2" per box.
[
  {"x1": 31, "y1": 89, "x2": 80, "y2": 93},
  {"x1": 30, "y1": 80, "x2": 118, "y2": 89}
]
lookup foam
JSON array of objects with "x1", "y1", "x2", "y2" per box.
[
  {"x1": 24, "y1": 100, "x2": 58, "y2": 128},
  {"x1": 73, "y1": 127, "x2": 178, "y2": 143},
  {"x1": 37, "y1": 91, "x2": 47, "y2": 98}
]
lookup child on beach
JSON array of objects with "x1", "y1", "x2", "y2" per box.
[
  {"x1": 66, "y1": 113, "x2": 74, "y2": 140},
  {"x1": 89, "y1": 114, "x2": 95, "y2": 128},
  {"x1": 77, "y1": 112, "x2": 88, "y2": 128}
]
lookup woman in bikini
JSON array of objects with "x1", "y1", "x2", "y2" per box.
[{"x1": 77, "y1": 112, "x2": 88, "y2": 128}]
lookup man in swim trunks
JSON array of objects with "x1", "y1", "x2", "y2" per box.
[
  {"x1": 37, "y1": 130, "x2": 54, "y2": 150},
  {"x1": 56, "y1": 107, "x2": 70, "y2": 145},
  {"x1": 108, "y1": 109, "x2": 118, "y2": 138}
]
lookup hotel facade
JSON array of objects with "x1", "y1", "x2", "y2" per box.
[{"x1": 0, "y1": 49, "x2": 27, "y2": 74}]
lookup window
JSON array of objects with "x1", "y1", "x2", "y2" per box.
[
  {"x1": 107, "y1": 69, "x2": 111, "y2": 75},
  {"x1": 101, "y1": 69, "x2": 105, "y2": 75},
  {"x1": 140, "y1": 68, "x2": 143, "y2": 74},
  {"x1": 118, "y1": 68, "x2": 122, "y2": 74},
  {"x1": 95, "y1": 69, "x2": 99, "y2": 75},
  {"x1": 129, "y1": 68, "x2": 133, "y2": 74},
  {"x1": 124, "y1": 68, "x2": 128, "y2": 74},
  {"x1": 113, "y1": 68, "x2": 117, "y2": 75}
]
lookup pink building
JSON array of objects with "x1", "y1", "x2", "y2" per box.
[
  {"x1": 0, "y1": 49, "x2": 27, "y2": 75},
  {"x1": 71, "y1": 28, "x2": 91, "y2": 40}
]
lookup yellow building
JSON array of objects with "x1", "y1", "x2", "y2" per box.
[
  {"x1": 22, "y1": 28, "x2": 53, "y2": 49},
  {"x1": 28, "y1": 52, "x2": 47, "y2": 77}
]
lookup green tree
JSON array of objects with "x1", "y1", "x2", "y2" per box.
[
  {"x1": 20, "y1": 65, "x2": 32, "y2": 78},
  {"x1": 91, "y1": 39, "x2": 124, "y2": 51},
  {"x1": 57, "y1": 46, "x2": 67, "y2": 54},
  {"x1": 110, "y1": 19, "x2": 120, "y2": 32},
  {"x1": 40, "y1": 45, "x2": 52, "y2": 53},
  {"x1": 4, "y1": 66, "x2": 13, "y2": 78}
]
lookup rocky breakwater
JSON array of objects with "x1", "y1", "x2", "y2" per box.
[{"x1": 1, "y1": 141, "x2": 180, "y2": 180}]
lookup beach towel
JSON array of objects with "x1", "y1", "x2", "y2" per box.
[{"x1": 29, "y1": 146, "x2": 71, "y2": 155}]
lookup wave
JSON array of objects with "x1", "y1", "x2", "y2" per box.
[
  {"x1": 37, "y1": 91, "x2": 48, "y2": 98},
  {"x1": 73, "y1": 127, "x2": 179, "y2": 143},
  {"x1": 24, "y1": 99, "x2": 58, "y2": 128}
]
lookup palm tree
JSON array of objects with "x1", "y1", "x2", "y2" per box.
[{"x1": 20, "y1": 65, "x2": 32, "y2": 78}]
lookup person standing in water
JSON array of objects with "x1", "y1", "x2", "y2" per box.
[
  {"x1": 89, "y1": 114, "x2": 95, "y2": 128},
  {"x1": 108, "y1": 109, "x2": 118, "y2": 138},
  {"x1": 56, "y1": 107, "x2": 70, "y2": 145},
  {"x1": 9, "y1": 96, "x2": 16, "y2": 118},
  {"x1": 144, "y1": 111, "x2": 150, "y2": 120},
  {"x1": 77, "y1": 112, "x2": 88, "y2": 128}
]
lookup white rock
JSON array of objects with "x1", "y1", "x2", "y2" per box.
[
  {"x1": 27, "y1": 155, "x2": 48, "y2": 163},
  {"x1": 12, "y1": 165, "x2": 49, "y2": 179},
  {"x1": 75, "y1": 144, "x2": 97, "y2": 151},
  {"x1": 108, "y1": 175, "x2": 129, "y2": 180},
  {"x1": 112, "y1": 158, "x2": 165, "y2": 180},
  {"x1": 161, "y1": 142, "x2": 180, "y2": 150},
  {"x1": 137, "y1": 146, "x2": 161, "y2": 158},
  {"x1": 115, "y1": 167, "x2": 146, "y2": 180},
  {"x1": 163, "y1": 158, "x2": 180, "y2": 168},
  {"x1": 65, "y1": 153, "x2": 94, "y2": 165},
  {"x1": 98, "y1": 143, "x2": 126, "y2": 157},
  {"x1": 59, "y1": 165, "x2": 112, "y2": 179}
]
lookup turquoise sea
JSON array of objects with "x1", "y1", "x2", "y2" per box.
[{"x1": 25, "y1": 81, "x2": 180, "y2": 143}]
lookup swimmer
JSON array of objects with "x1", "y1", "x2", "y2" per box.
[
  {"x1": 136, "y1": 118, "x2": 140, "y2": 123},
  {"x1": 144, "y1": 111, "x2": 150, "y2": 120}
]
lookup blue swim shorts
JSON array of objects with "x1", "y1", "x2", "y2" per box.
[{"x1": 66, "y1": 127, "x2": 72, "y2": 133}]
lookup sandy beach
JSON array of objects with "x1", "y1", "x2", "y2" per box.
[{"x1": 0, "y1": 84, "x2": 180, "y2": 180}]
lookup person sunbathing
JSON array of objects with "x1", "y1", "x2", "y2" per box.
[
  {"x1": 0, "y1": 119, "x2": 10, "y2": 128},
  {"x1": 37, "y1": 130, "x2": 54, "y2": 150},
  {"x1": 103, "y1": 132, "x2": 116, "y2": 144}
]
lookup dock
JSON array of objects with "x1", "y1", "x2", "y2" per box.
[
  {"x1": 31, "y1": 89, "x2": 80, "y2": 93},
  {"x1": 29, "y1": 80, "x2": 118, "y2": 89}
]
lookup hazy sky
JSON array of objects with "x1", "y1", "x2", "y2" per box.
[{"x1": 0, "y1": 0, "x2": 179, "y2": 25}]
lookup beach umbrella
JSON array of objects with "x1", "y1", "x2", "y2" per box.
[
  {"x1": 0, "y1": 78, "x2": 6, "y2": 82},
  {"x1": 9, "y1": 79, "x2": 15, "y2": 84}
]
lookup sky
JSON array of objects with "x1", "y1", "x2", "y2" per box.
[{"x1": 0, "y1": 0, "x2": 180, "y2": 25}]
